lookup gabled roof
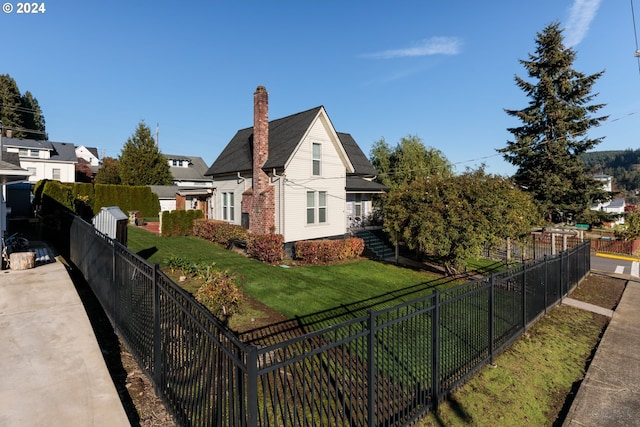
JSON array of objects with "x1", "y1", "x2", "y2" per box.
[
  {"x1": 165, "y1": 154, "x2": 211, "y2": 181},
  {"x1": 4, "y1": 137, "x2": 54, "y2": 151},
  {"x1": 0, "y1": 153, "x2": 31, "y2": 184},
  {"x1": 346, "y1": 176, "x2": 389, "y2": 193},
  {"x1": 50, "y1": 142, "x2": 78, "y2": 162},
  {"x1": 206, "y1": 106, "x2": 323, "y2": 177},
  {"x1": 337, "y1": 132, "x2": 377, "y2": 177}
]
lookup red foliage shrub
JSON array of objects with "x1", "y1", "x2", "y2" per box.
[
  {"x1": 294, "y1": 237, "x2": 364, "y2": 264},
  {"x1": 193, "y1": 219, "x2": 247, "y2": 246},
  {"x1": 246, "y1": 233, "x2": 285, "y2": 264}
]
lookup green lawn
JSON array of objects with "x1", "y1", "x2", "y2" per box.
[{"x1": 127, "y1": 226, "x2": 458, "y2": 318}]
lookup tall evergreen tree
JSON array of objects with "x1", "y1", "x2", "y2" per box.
[
  {"x1": 0, "y1": 75, "x2": 47, "y2": 139},
  {"x1": 21, "y1": 91, "x2": 47, "y2": 140},
  {"x1": 119, "y1": 121, "x2": 172, "y2": 185},
  {"x1": 500, "y1": 22, "x2": 608, "y2": 222},
  {"x1": 0, "y1": 74, "x2": 25, "y2": 138}
]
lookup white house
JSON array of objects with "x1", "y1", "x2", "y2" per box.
[
  {"x1": 205, "y1": 86, "x2": 387, "y2": 243},
  {"x1": 4, "y1": 137, "x2": 77, "y2": 183},
  {"x1": 591, "y1": 174, "x2": 625, "y2": 225}
]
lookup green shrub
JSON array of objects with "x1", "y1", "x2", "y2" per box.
[
  {"x1": 161, "y1": 210, "x2": 203, "y2": 236},
  {"x1": 195, "y1": 270, "x2": 241, "y2": 321}
]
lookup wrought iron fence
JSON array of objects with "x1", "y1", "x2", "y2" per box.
[{"x1": 57, "y1": 214, "x2": 590, "y2": 426}]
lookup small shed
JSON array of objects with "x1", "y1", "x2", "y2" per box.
[{"x1": 92, "y1": 206, "x2": 128, "y2": 245}]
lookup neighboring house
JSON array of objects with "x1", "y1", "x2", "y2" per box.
[
  {"x1": 165, "y1": 154, "x2": 214, "y2": 187},
  {"x1": 148, "y1": 185, "x2": 213, "y2": 219},
  {"x1": 591, "y1": 174, "x2": 625, "y2": 226},
  {"x1": 205, "y1": 86, "x2": 387, "y2": 244},
  {"x1": 4, "y1": 137, "x2": 77, "y2": 183},
  {"x1": 75, "y1": 145, "x2": 101, "y2": 177},
  {"x1": 0, "y1": 151, "x2": 31, "y2": 247}
]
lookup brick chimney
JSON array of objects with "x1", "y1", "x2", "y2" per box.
[
  {"x1": 253, "y1": 86, "x2": 269, "y2": 195},
  {"x1": 242, "y1": 86, "x2": 275, "y2": 235}
]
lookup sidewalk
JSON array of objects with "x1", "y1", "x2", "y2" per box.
[
  {"x1": 563, "y1": 279, "x2": 640, "y2": 426},
  {"x1": 0, "y1": 258, "x2": 129, "y2": 426}
]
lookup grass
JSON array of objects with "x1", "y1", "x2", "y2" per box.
[
  {"x1": 127, "y1": 226, "x2": 457, "y2": 318},
  {"x1": 417, "y1": 292, "x2": 613, "y2": 426}
]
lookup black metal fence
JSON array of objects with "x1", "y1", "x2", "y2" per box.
[{"x1": 61, "y1": 214, "x2": 590, "y2": 426}]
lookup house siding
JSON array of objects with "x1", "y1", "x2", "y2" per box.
[
  {"x1": 210, "y1": 176, "x2": 250, "y2": 226},
  {"x1": 19, "y1": 159, "x2": 75, "y2": 183},
  {"x1": 281, "y1": 114, "x2": 346, "y2": 243}
]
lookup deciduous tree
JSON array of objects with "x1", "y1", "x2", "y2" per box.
[
  {"x1": 384, "y1": 168, "x2": 540, "y2": 275},
  {"x1": 94, "y1": 157, "x2": 122, "y2": 184},
  {"x1": 500, "y1": 22, "x2": 608, "y2": 222}
]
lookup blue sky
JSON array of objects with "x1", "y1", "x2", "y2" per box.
[{"x1": 1, "y1": 0, "x2": 637, "y2": 175}]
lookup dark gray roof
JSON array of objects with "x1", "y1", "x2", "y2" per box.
[
  {"x1": 4, "y1": 137, "x2": 77, "y2": 162},
  {"x1": 206, "y1": 106, "x2": 323, "y2": 177},
  {"x1": 3, "y1": 137, "x2": 54, "y2": 151},
  {"x1": 1, "y1": 152, "x2": 21, "y2": 167},
  {"x1": 165, "y1": 154, "x2": 211, "y2": 182},
  {"x1": 148, "y1": 185, "x2": 180, "y2": 199},
  {"x1": 346, "y1": 176, "x2": 388, "y2": 193},
  {"x1": 0, "y1": 154, "x2": 30, "y2": 184},
  {"x1": 338, "y1": 132, "x2": 377, "y2": 177},
  {"x1": 50, "y1": 142, "x2": 78, "y2": 162}
]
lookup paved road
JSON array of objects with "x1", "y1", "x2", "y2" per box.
[{"x1": 591, "y1": 254, "x2": 640, "y2": 278}]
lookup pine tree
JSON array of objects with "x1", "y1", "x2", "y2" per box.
[
  {"x1": 119, "y1": 121, "x2": 172, "y2": 186},
  {"x1": 500, "y1": 22, "x2": 608, "y2": 222},
  {"x1": 21, "y1": 91, "x2": 47, "y2": 140},
  {"x1": 0, "y1": 74, "x2": 25, "y2": 138}
]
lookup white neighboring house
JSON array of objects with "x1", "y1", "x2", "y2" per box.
[
  {"x1": 4, "y1": 137, "x2": 77, "y2": 183},
  {"x1": 205, "y1": 86, "x2": 387, "y2": 243},
  {"x1": 165, "y1": 155, "x2": 213, "y2": 187},
  {"x1": 591, "y1": 174, "x2": 625, "y2": 225},
  {"x1": 75, "y1": 145, "x2": 101, "y2": 177}
]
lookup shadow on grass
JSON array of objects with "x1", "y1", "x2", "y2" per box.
[
  {"x1": 237, "y1": 274, "x2": 461, "y2": 346},
  {"x1": 136, "y1": 246, "x2": 158, "y2": 260}
]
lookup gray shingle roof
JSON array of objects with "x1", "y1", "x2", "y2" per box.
[
  {"x1": 4, "y1": 137, "x2": 77, "y2": 162},
  {"x1": 206, "y1": 106, "x2": 323, "y2": 177},
  {"x1": 165, "y1": 154, "x2": 211, "y2": 182},
  {"x1": 338, "y1": 132, "x2": 377, "y2": 177},
  {"x1": 346, "y1": 176, "x2": 389, "y2": 192}
]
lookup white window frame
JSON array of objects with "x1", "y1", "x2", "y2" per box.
[
  {"x1": 52, "y1": 168, "x2": 61, "y2": 180},
  {"x1": 222, "y1": 192, "x2": 235, "y2": 221},
  {"x1": 312, "y1": 143, "x2": 322, "y2": 176},
  {"x1": 306, "y1": 191, "x2": 327, "y2": 224}
]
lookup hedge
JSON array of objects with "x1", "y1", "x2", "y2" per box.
[
  {"x1": 161, "y1": 210, "x2": 204, "y2": 236},
  {"x1": 294, "y1": 237, "x2": 365, "y2": 264},
  {"x1": 193, "y1": 219, "x2": 247, "y2": 246}
]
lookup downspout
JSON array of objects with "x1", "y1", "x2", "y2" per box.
[{"x1": 271, "y1": 169, "x2": 284, "y2": 237}]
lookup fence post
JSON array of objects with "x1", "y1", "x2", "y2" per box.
[
  {"x1": 522, "y1": 261, "x2": 527, "y2": 328},
  {"x1": 489, "y1": 273, "x2": 495, "y2": 364},
  {"x1": 431, "y1": 290, "x2": 440, "y2": 411},
  {"x1": 112, "y1": 240, "x2": 119, "y2": 334},
  {"x1": 246, "y1": 345, "x2": 258, "y2": 427},
  {"x1": 367, "y1": 310, "x2": 376, "y2": 427},
  {"x1": 544, "y1": 255, "x2": 548, "y2": 314},
  {"x1": 153, "y1": 264, "x2": 161, "y2": 386}
]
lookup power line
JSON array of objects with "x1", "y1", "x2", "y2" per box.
[{"x1": 631, "y1": 0, "x2": 640, "y2": 75}]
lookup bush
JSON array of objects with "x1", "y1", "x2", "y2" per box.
[
  {"x1": 294, "y1": 237, "x2": 365, "y2": 264},
  {"x1": 161, "y1": 210, "x2": 203, "y2": 236},
  {"x1": 246, "y1": 233, "x2": 285, "y2": 264},
  {"x1": 193, "y1": 219, "x2": 247, "y2": 246},
  {"x1": 195, "y1": 270, "x2": 242, "y2": 321}
]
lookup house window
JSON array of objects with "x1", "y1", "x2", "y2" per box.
[
  {"x1": 30, "y1": 149, "x2": 39, "y2": 157},
  {"x1": 306, "y1": 191, "x2": 327, "y2": 224},
  {"x1": 52, "y1": 168, "x2": 61, "y2": 180},
  {"x1": 319, "y1": 191, "x2": 327, "y2": 223},
  {"x1": 222, "y1": 192, "x2": 234, "y2": 221},
  {"x1": 18, "y1": 148, "x2": 28, "y2": 156},
  {"x1": 312, "y1": 143, "x2": 321, "y2": 176},
  {"x1": 354, "y1": 194, "x2": 362, "y2": 217}
]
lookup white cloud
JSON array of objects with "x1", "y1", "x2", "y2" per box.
[
  {"x1": 362, "y1": 36, "x2": 462, "y2": 59},
  {"x1": 564, "y1": 0, "x2": 602, "y2": 47}
]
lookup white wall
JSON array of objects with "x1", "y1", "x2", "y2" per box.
[
  {"x1": 209, "y1": 176, "x2": 249, "y2": 225},
  {"x1": 19, "y1": 160, "x2": 75, "y2": 183}
]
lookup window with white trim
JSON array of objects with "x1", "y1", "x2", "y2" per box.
[
  {"x1": 52, "y1": 168, "x2": 61, "y2": 180},
  {"x1": 312, "y1": 143, "x2": 321, "y2": 176},
  {"x1": 306, "y1": 191, "x2": 327, "y2": 224},
  {"x1": 222, "y1": 192, "x2": 234, "y2": 221}
]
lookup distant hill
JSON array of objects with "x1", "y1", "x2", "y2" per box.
[{"x1": 581, "y1": 149, "x2": 640, "y2": 203}]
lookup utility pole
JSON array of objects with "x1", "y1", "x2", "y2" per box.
[{"x1": 155, "y1": 123, "x2": 159, "y2": 146}]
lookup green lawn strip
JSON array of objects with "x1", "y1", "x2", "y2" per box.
[
  {"x1": 417, "y1": 305, "x2": 606, "y2": 426},
  {"x1": 127, "y1": 226, "x2": 458, "y2": 319}
]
